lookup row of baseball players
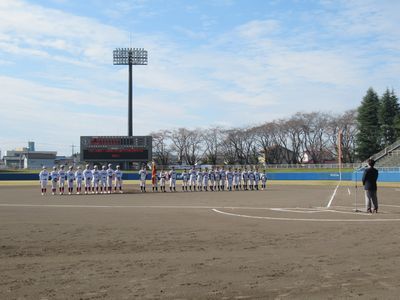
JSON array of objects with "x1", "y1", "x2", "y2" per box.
[
  {"x1": 139, "y1": 166, "x2": 268, "y2": 193},
  {"x1": 39, "y1": 164, "x2": 123, "y2": 195}
]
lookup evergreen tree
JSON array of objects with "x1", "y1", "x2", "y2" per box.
[
  {"x1": 356, "y1": 88, "x2": 381, "y2": 160},
  {"x1": 379, "y1": 88, "x2": 400, "y2": 146}
]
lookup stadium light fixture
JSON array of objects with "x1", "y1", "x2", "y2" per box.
[{"x1": 113, "y1": 48, "x2": 148, "y2": 136}]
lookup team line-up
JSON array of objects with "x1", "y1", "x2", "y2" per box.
[{"x1": 38, "y1": 164, "x2": 268, "y2": 195}]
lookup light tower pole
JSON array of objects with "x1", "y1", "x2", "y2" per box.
[{"x1": 113, "y1": 48, "x2": 148, "y2": 136}]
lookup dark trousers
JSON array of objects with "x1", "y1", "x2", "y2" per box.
[{"x1": 365, "y1": 190, "x2": 378, "y2": 210}]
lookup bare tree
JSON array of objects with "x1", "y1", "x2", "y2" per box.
[
  {"x1": 184, "y1": 129, "x2": 204, "y2": 165},
  {"x1": 170, "y1": 128, "x2": 190, "y2": 165},
  {"x1": 221, "y1": 128, "x2": 258, "y2": 164},
  {"x1": 202, "y1": 127, "x2": 224, "y2": 165},
  {"x1": 327, "y1": 110, "x2": 358, "y2": 163},
  {"x1": 294, "y1": 112, "x2": 332, "y2": 163},
  {"x1": 150, "y1": 130, "x2": 171, "y2": 165}
]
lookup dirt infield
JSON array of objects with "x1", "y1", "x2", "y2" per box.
[{"x1": 1, "y1": 183, "x2": 400, "y2": 299}]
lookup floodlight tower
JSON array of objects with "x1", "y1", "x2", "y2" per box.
[{"x1": 113, "y1": 48, "x2": 148, "y2": 136}]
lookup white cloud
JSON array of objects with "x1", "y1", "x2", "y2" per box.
[
  {"x1": 1, "y1": 0, "x2": 400, "y2": 155},
  {"x1": 236, "y1": 19, "x2": 280, "y2": 39}
]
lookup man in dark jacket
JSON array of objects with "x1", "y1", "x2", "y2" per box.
[{"x1": 362, "y1": 159, "x2": 379, "y2": 213}]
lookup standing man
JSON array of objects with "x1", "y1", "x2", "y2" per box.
[
  {"x1": 159, "y1": 168, "x2": 166, "y2": 192},
  {"x1": 39, "y1": 166, "x2": 49, "y2": 195},
  {"x1": 214, "y1": 167, "x2": 221, "y2": 191},
  {"x1": 220, "y1": 167, "x2": 226, "y2": 191},
  {"x1": 75, "y1": 166, "x2": 84, "y2": 194},
  {"x1": 242, "y1": 168, "x2": 249, "y2": 191},
  {"x1": 114, "y1": 165, "x2": 123, "y2": 193},
  {"x1": 362, "y1": 159, "x2": 379, "y2": 213},
  {"x1": 226, "y1": 167, "x2": 234, "y2": 191},
  {"x1": 58, "y1": 165, "x2": 66, "y2": 195},
  {"x1": 83, "y1": 164, "x2": 93, "y2": 194},
  {"x1": 66, "y1": 166, "x2": 75, "y2": 195},
  {"x1": 92, "y1": 165, "x2": 100, "y2": 194},
  {"x1": 106, "y1": 164, "x2": 114, "y2": 194},
  {"x1": 169, "y1": 166, "x2": 177, "y2": 192},
  {"x1": 151, "y1": 161, "x2": 158, "y2": 192},
  {"x1": 203, "y1": 168, "x2": 209, "y2": 191},
  {"x1": 248, "y1": 169, "x2": 255, "y2": 191},
  {"x1": 100, "y1": 165, "x2": 107, "y2": 194},
  {"x1": 50, "y1": 166, "x2": 59, "y2": 195},
  {"x1": 181, "y1": 169, "x2": 189, "y2": 191},
  {"x1": 209, "y1": 168, "x2": 215, "y2": 192},
  {"x1": 139, "y1": 165, "x2": 147, "y2": 192},
  {"x1": 197, "y1": 168, "x2": 203, "y2": 191},
  {"x1": 254, "y1": 168, "x2": 260, "y2": 191},
  {"x1": 260, "y1": 170, "x2": 267, "y2": 190},
  {"x1": 189, "y1": 166, "x2": 197, "y2": 191}
]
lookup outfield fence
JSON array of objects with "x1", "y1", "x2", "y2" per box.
[{"x1": 1, "y1": 171, "x2": 400, "y2": 182}]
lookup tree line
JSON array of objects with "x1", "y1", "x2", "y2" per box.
[
  {"x1": 151, "y1": 110, "x2": 358, "y2": 166},
  {"x1": 151, "y1": 88, "x2": 399, "y2": 166}
]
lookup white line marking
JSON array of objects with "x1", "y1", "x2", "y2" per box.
[
  {"x1": 348, "y1": 188, "x2": 351, "y2": 195},
  {"x1": 211, "y1": 209, "x2": 400, "y2": 222},
  {"x1": 270, "y1": 208, "x2": 322, "y2": 214},
  {"x1": 326, "y1": 182, "x2": 340, "y2": 208},
  {"x1": 2, "y1": 203, "x2": 400, "y2": 222}
]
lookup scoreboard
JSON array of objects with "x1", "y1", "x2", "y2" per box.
[{"x1": 80, "y1": 136, "x2": 152, "y2": 162}]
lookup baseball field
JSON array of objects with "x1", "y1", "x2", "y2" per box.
[{"x1": 1, "y1": 181, "x2": 400, "y2": 299}]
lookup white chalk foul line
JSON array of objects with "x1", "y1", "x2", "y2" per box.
[
  {"x1": 211, "y1": 208, "x2": 400, "y2": 222},
  {"x1": 326, "y1": 182, "x2": 340, "y2": 208}
]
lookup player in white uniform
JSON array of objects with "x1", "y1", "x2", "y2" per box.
[
  {"x1": 139, "y1": 165, "x2": 147, "y2": 192},
  {"x1": 237, "y1": 168, "x2": 242, "y2": 190},
  {"x1": 220, "y1": 167, "x2": 226, "y2": 191},
  {"x1": 169, "y1": 167, "x2": 177, "y2": 192},
  {"x1": 209, "y1": 168, "x2": 215, "y2": 192},
  {"x1": 234, "y1": 168, "x2": 240, "y2": 191},
  {"x1": 114, "y1": 165, "x2": 123, "y2": 193},
  {"x1": 100, "y1": 165, "x2": 107, "y2": 194},
  {"x1": 181, "y1": 169, "x2": 189, "y2": 191},
  {"x1": 83, "y1": 164, "x2": 93, "y2": 194},
  {"x1": 242, "y1": 169, "x2": 249, "y2": 191},
  {"x1": 189, "y1": 167, "x2": 197, "y2": 191},
  {"x1": 75, "y1": 166, "x2": 83, "y2": 194},
  {"x1": 58, "y1": 165, "x2": 66, "y2": 195},
  {"x1": 260, "y1": 170, "x2": 267, "y2": 190},
  {"x1": 50, "y1": 166, "x2": 59, "y2": 195},
  {"x1": 106, "y1": 164, "x2": 114, "y2": 194},
  {"x1": 66, "y1": 166, "x2": 75, "y2": 195},
  {"x1": 197, "y1": 169, "x2": 203, "y2": 191},
  {"x1": 203, "y1": 168, "x2": 209, "y2": 191},
  {"x1": 215, "y1": 168, "x2": 221, "y2": 191},
  {"x1": 254, "y1": 169, "x2": 260, "y2": 191},
  {"x1": 92, "y1": 165, "x2": 100, "y2": 194},
  {"x1": 226, "y1": 168, "x2": 234, "y2": 191},
  {"x1": 159, "y1": 169, "x2": 166, "y2": 192},
  {"x1": 39, "y1": 166, "x2": 49, "y2": 195},
  {"x1": 248, "y1": 169, "x2": 255, "y2": 190}
]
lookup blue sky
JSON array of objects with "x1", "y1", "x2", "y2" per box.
[{"x1": 1, "y1": 0, "x2": 400, "y2": 156}]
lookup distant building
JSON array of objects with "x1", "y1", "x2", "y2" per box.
[
  {"x1": 23, "y1": 152, "x2": 57, "y2": 169},
  {"x1": 260, "y1": 145, "x2": 297, "y2": 164},
  {"x1": 3, "y1": 142, "x2": 57, "y2": 169},
  {"x1": 3, "y1": 150, "x2": 26, "y2": 168}
]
